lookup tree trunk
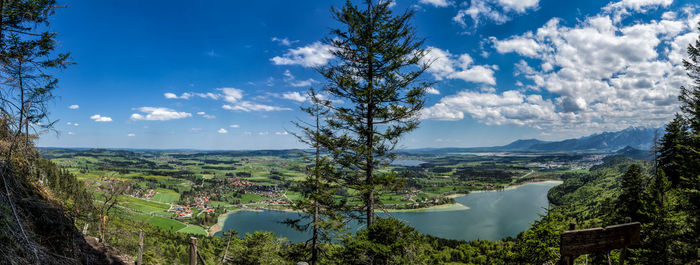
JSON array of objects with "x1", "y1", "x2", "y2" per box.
[
  {"x1": 311, "y1": 111, "x2": 321, "y2": 265},
  {"x1": 222, "y1": 232, "x2": 232, "y2": 263},
  {"x1": 101, "y1": 214, "x2": 107, "y2": 245},
  {"x1": 365, "y1": 0, "x2": 375, "y2": 227}
]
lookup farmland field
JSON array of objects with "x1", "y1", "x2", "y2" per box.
[{"x1": 41, "y1": 148, "x2": 604, "y2": 237}]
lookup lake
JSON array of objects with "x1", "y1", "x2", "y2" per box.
[
  {"x1": 390, "y1": 159, "x2": 426, "y2": 166},
  {"x1": 215, "y1": 180, "x2": 562, "y2": 242}
]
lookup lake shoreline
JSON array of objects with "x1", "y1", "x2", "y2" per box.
[
  {"x1": 212, "y1": 179, "x2": 563, "y2": 235},
  {"x1": 208, "y1": 208, "x2": 244, "y2": 236},
  {"x1": 212, "y1": 180, "x2": 563, "y2": 242}
]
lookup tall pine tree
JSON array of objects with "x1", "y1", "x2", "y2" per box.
[
  {"x1": 617, "y1": 164, "x2": 645, "y2": 223},
  {"x1": 286, "y1": 89, "x2": 346, "y2": 265},
  {"x1": 678, "y1": 20, "x2": 700, "y2": 261},
  {"x1": 656, "y1": 114, "x2": 689, "y2": 187},
  {"x1": 320, "y1": 0, "x2": 431, "y2": 226},
  {"x1": 0, "y1": 0, "x2": 71, "y2": 153}
]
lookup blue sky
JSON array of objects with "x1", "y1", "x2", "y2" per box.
[{"x1": 36, "y1": 0, "x2": 699, "y2": 150}]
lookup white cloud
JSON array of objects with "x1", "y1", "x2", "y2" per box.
[
  {"x1": 90, "y1": 114, "x2": 112, "y2": 122},
  {"x1": 282, "y1": 69, "x2": 316, "y2": 87},
  {"x1": 164, "y1": 92, "x2": 219, "y2": 100},
  {"x1": 196, "y1": 112, "x2": 216, "y2": 119},
  {"x1": 169, "y1": 87, "x2": 290, "y2": 112},
  {"x1": 425, "y1": 87, "x2": 440, "y2": 95},
  {"x1": 258, "y1": 131, "x2": 269, "y2": 135},
  {"x1": 229, "y1": 124, "x2": 240, "y2": 128},
  {"x1": 68, "y1": 104, "x2": 79, "y2": 109},
  {"x1": 435, "y1": 3, "x2": 700, "y2": 134},
  {"x1": 422, "y1": 90, "x2": 558, "y2": 126},
  {"x1": 130, "y1": 107, "x2": 192, "y2": 121},
  {"x1": 491, "y1": 33, "x2": 542, "y2": 57},
  {"x1": 127, "y1": 133, "x2": 135, "y2": 137},
  {"x1": 217, "y1": 128, "x2": 228, "y2": 134},
  {"x1": 422, "y1": 47, "x2": 497, "y2": 85},
  {"x1": 282, "y1": 92, "x2": 307, "y2": 102},
  {"x1": 275, "y1": 131, "x2": 289, "y2": 135},
  {"x1": 272, "y1": 37, "x2": 299, "y2": 46},
  {"x1": 419, "y1": 0, "x2": 450, "y2": 7},
  {"x1": 604, "y1": 0, "x2": 673, "y2": 23},
  {"x1": 497, "y1": 0, "x2": 539, "y2": 13},
  {"x1": 270, "y1": 42, "x2": 335, "y2": 67},
  {"x1": 220, "y1": 88, "x2": 243, "y2": 103},
  {"x1": 222, "y1": 102, "x2": 291, "y2": 112},
  {"x1": 453, "y1": 0, "x2": 539, "y2": 27},
  {"x1": 290, "y1": 79, "x2": 316, "y2": 87},
  {"x1": 67, "y1": 131, "x2": 75, "y2": 135}
]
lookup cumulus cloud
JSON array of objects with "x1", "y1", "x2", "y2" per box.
[
  {"x1": 127, "y1": 133, "x2": 135, "y2": 137},
  {"x1": 217, "y1": 128, "x2": 228, "y2": 134},
  {"x1": 429, "y1": 2, "x2": 700, "y2": 135},
  {"x1": 422, "y1": 90, "x2": 558, "y2": 127},
  {"x1": 220, "y1": 87, "x2": 243, "y2": 103},
  {"x1": 282, "y1": 92, "x2": 307, "y2": 102},
  {"x1": 453, "y1": 0, "x2": 539, "y2": 27},
  {"x1": 130, "y1": 107, "x2": 192, "y2": 121},
  {"x1": 90, "y1": 114, "x2": 112, "y2": 122},
  {"x1": 425, "y1": 87, "x2": 441, "y2": 95},
  {"x1": 68, "y1": 104, "x2": 79, "y2": 109},
  {"x1": 270, "y1": 41, "x2": 335, "y2": 67},
  {"x1": 604, "y1": 0, "x2": 673, "y2": 23},
  {"x1": 229, "y1": 124, "x2": 240, "y2": 128},
  {"x1": 422, "y1": 47, "x2": 497, "y2": 85},
  {"x1": 419, "y1": 0, "x2": 450, "y2": 7}
]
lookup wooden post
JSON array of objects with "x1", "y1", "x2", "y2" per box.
[
  {"x1": 101, "y1": 215, "x2": 107, "y2": 245},
  {"x1": 82, "y1": 223, "x2": 89, "y2": 235},
  {"x1": 561, "y1": 221, "x2": 577, "y2": 265},
  {"x1": 619, "y1": 218, "x2": 631, "y2": 265},
  {"x1": 222, "y1": 232, "x2": 232, "y2": 263},
  {"x1": 137, "y1": 230, "x2": 144, "y2": 265},
  {"x1": 190, "y1": 237, "x2": 198, "y2": 265}
]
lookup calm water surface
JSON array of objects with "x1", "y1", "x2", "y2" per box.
[{"x1": 216, "y1": 181, "x2": 561, "y2": 242}]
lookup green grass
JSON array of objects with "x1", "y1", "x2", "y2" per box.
[
  {"x1": 177, "y1": 225, "x2": 208, "y2": 236},
  {"x1": 286, "y1": 191, "x2": 302, "y2": 201},
  {"x1": 151, "y1": 188, "x2": 180, "y2": 203},
  {"x1": 113, "y1": 207, "x2": 185, "y2": 232},
  {"x1": 209, "y1": 200, "x2": 230, "y2": 207},
  {"x1": 118, "y1": 195, "x2": 170, "y2": 213},
  {"x1": 149, "y1": 215, "x2": 186, "y2": 231},
  {"x1": 240, "y1": 193, "x2": 267, "y2": 203}
]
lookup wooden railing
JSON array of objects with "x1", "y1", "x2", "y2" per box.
[{"x1": 558, "y1": 220, "x2": 641, "y2": 265}]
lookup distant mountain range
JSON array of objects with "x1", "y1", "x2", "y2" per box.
[{"x1": 407, "y1": 127, "x2": 661, "y2": 154}]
